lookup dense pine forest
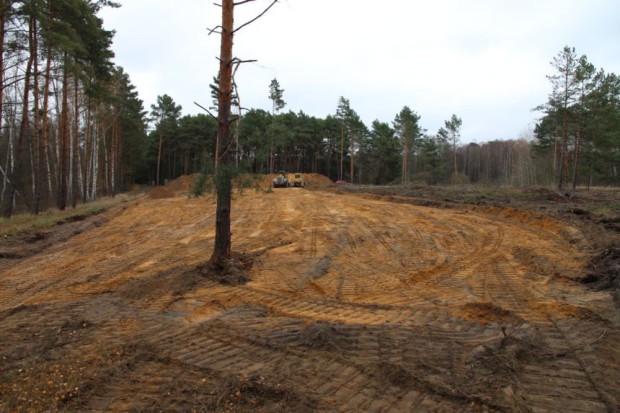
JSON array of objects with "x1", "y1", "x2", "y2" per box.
[{"x1": 1, "y1": 2, "x2": 619, "y2": 217}]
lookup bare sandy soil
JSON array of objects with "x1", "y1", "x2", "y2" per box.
[{"x1": 0, "y1": 178, "x2": 619, "y2": 412}]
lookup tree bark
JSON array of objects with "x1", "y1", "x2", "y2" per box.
[
  {"x1": 453, "y1": 138, "x2": 458, "y2": 175},
  {"x1": 71, "y1": 77, "x2": 79, "y2": 208},
  {"x1": 350, "y1": 133, "x2": 354, "y2": 183},
  {"x1": 402, "y1": 135, "x2": 408, "y2": 184},
  {"x1": 0, "y1": 1, "x2": 5, "y2": 211},
  {"x1": 557, "y1": 111, "x2": 568, "y2": 191},
  {"x1": 58, "y1": 54, "x2": 69, "y2": 210},
  {"x1": 339, "y1": 124, "x2": 344, "y2": 181},
  {"x1": 210, "y1": 0, "x2": 235, "y2": 267},
  {"x1": 39, "y1": 37, "x2": 53, "y2": 209},
  {"x1": 571, "y1": 123, "x2": 583, "y2": 190},
  {"x1": 4, "y1": 14, "x2": 34, "y2": 217},
  {"x1": 32, "y1": 16, "x2": 41, "y2": 214},
  {"x1": 83, "y1": 103, "x2": 91, "y2": 201},
  {"x1": 156, "y1": 131, "x2": 163, "y2": 185}
]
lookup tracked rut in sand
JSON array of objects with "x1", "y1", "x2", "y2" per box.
[{"x1": 1, "y1": 188, "x2": 619, "y2": 412}]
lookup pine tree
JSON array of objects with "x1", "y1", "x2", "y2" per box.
[{"x1": 393, "y1": 106, "x2": 422, "y2": 184}]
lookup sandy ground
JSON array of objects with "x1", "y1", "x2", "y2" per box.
[{"x1": 0, "y1": 182, "x2": 619, "y2": 412}]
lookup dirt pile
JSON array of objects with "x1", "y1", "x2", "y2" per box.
[
  {"x1": 302, "y1": 173, "x2": 334, "y2": 187},
  {"x1": 166, "y1": 174, "x2": 195, "y2": 192},
  {"x1": 147, "y1": 186, "x2": 175, "y2": 199}
]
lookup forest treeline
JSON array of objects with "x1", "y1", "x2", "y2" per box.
[
  {"x1": 1, "y1": 0, "x2": 619, "y2": 218},
  {"x1": 0, "y1": 0, "x2": 145, "y2": 218},
  {"x1": 140, "y1": 44, "x2": 620, "y2": 192}
]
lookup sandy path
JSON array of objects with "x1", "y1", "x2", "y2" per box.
[{"x1": 1, "y1": 189, "x2": 618, "y2": 412}]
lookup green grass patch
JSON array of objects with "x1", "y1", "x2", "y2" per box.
[{"x1": 591, "y1": 203, "x2": 620, "y2": 217}]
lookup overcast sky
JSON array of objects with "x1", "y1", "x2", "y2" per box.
[{"x1": 98, "y1": 0, "x2": 620, "y2": 143}]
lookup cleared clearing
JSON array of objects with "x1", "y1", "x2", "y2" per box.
[{"x1": 0, "y1": 182, "x2": 618, "y2": 412}]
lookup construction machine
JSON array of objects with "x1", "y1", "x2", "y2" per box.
[
  {"x1": 291, "y1": 173, "x2": 305, "y2": 187},
  {"x1": 272, "y1": 171, "x2": 290, "y2": 188}
]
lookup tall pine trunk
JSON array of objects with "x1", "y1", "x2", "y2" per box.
[
  {"x1": 71, "y1": 77, "x2": 79, "y2": 208},
  {"x1": 57, "y1": 54, "x2": 69, "y2": 210},
  {"x1": 571, "y1": 122, "x2": 583, "y2": 190},
  {"x1": 401, "y1": 135, "x2": 408, "y2": 184},
  {"x1": 210, "y1": 0, "x2": 234, "y2": 267},
  {"x1": 0, "y1": 2, "x2": 7, "y2": 214},
  {"x1": 82, "y1": 103, "x2": 91, "y2": 201},
  {"x1": 350, "y1": 134, "x2": 354, "y2": 183},
  {"x1": 32, "y1": 16, "x2": 41, "y2": 214},
  {"x1": 39, "y1": 41, "x2": 52, "y2": 210},
  {"x1": 339, "y1": 124, "x2": 344, "y2": 181},
  {"x1": 557, "y1": 111, "x2": 568, "y2": 191},
  {"x1": 156, "y1": 131, "x2": 163, "y2": 185}
]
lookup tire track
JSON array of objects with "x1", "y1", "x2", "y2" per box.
[
  {"x1": 487, "y1": 261, "x2": 613, "y2": 412},
  {"x1": 2, "y1": 188, "x2": 616, "y2": 412}
]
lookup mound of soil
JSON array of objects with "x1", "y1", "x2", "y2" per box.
[
  {"x1": 147, "y1": 186, "x2": 175, "y2": 199},
  {"x1": 165, "y1": 174, "x2": 195, "y2": 192},
  {"x1": 303, "y1": 173, "x2": 334, "y2": 187}
]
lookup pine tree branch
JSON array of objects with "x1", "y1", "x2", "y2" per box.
[
  {"x1": 207, "y1": 25, "x2": 223, "y2": 35},
  {"x1": 233, "y1": 0, "x2": 278, "y2": 33},
  {"x1": 194, "y1": 101, "x2": 218, "y2": 121},
  {"x1": 231, "y1": 57, "x2": 258, "y2": 65}
]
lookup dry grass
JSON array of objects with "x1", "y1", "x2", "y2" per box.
[{"x1": 0, "y1": 194, "x2": 136, "y2": 237}]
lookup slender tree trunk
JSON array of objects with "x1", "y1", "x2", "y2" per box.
[
  {"x1": 58, "y1": 55, "x2": 69, "y2": 210},
  {"x1": 557, "y1": 111, "x2": 568, "y2": 191},
  {"x1": 269, "y1": 113, "x2": 274, "y2": 174},
  {"x1": 0, "y1": 1, "x2": 5, "y2": 210},
  {"x1": 83, "y1": 103, "x2": 91, "y2": 201},
  {"x1": 0, "y1": 0, "x2": 5, "y2": 141},
  {"x1": 156, "y1": 131, "x2": 163, "y2": 185},
  {"x1": 91, "y1": 123, "x2": 99, "y2": 200},
  {"x1": 38, "y1": 40, "x2": 52, "y2": 210},
  {"x1": 116, "y1": 116, "x2": 122, "y2": 193},
  {"x1": 111, "y1": 111, "x2": 121, "y2": 194},
  {"x1": 571, "y1": 123, "x2": 583, "y2": 190},
  {"x1": 350, "y1": 133, "x2": 354, "y2": 183},
  {"x1": 110, "y1": 113, "x2": 117, "y2": 195},
  {"x1": 339, "y1": 123, "x2": 344, "y2": 181},
  {"x1": 71, "y1": 77, "x2": 79, "y2": 208},
  {"x1": 210, "y1": 0, "x2": 234, "y2": 267},
  {"x1": 453, "y1": 139, "x2": 458, "y2": 175},
  {"x1": 32, "y1": 16, "x2": 42, "y2": 214},
  {"x1": 102, "y1": 125, "x2": 109, "y2": 194},
  {"x1": 5, "y1": 15, "x2": 34, "y2": 217},
  {"x1": 214, "y1": 131, "x2": 219, "y2": 169},
  {"x1": 402, "y1": 135, "x2": 408, "y2": 184}
]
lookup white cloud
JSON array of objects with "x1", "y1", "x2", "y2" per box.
[{"x1": 99, "y1": 0, "x2": 620, "y2": 142}]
